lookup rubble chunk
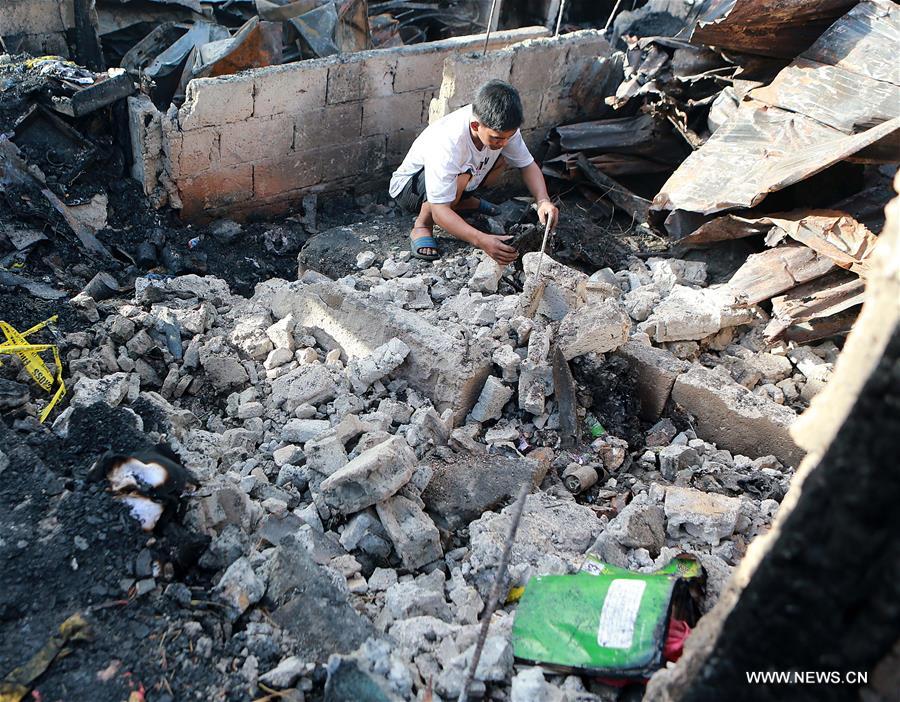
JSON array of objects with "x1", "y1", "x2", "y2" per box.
[
  {"x1": 557, "y1": 297, "x2": 631, "y2": 360},
  {"x1": 213, "y1": 556, "x2": 265, "y2": 620},
  {"x1": 468, "y1": 376, "x2": 513, "y2": 423},
  {"x1": 664, "y1": 485, "x2": 742, "y2": 546},
  {"x1": 672, "y1": 364, "x2": 804, "y2": 467},
  {"x1": 319, "y1": 437, "x2": 417, "y2": 515},
  {"x1": 270, "y1": 363, "x2": 338, "y2": 411},
  {"x1": 639, "y1": 285, "x2": 754, "y2": 342},
  {"x1": 376, "y1": 494, "x2": 443, "y2": 570},
  {"x1": 346, "y1": 338, "x2": 410, "y2": 393}
]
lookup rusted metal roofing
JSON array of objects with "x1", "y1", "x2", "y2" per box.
[
  {"x1": 690, "y1": 0, "x2": 859, "y2": 59},
  {"x1": 653, "y1": 0, "x2": 900, "y2": 219}
]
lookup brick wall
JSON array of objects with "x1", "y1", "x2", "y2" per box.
[
  {"x1": 132, "y1": 27, "x2": 612, "y2": 222},
  {"x1": 429, "y1": 30, "x2": 610, "y2": 154}
]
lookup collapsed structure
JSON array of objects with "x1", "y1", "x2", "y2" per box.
[{"x1": 0, "y1": 1, "x2": 898, "y2": 701}]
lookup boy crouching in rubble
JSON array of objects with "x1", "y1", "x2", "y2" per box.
[{"x1": 389, "y1": 79, "x2": 559, "y2": 265}]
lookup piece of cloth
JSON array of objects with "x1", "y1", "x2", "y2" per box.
[{"x1": 389, "y1": 104, "x2": 533, "y2": 205}]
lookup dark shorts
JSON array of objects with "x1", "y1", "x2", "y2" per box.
[
  {"x1": 393, "y1": 167, "x2": 491, "y2": 214},
  {"x1": 393, "y1": 168, "x2": 428, "y2": 213}
]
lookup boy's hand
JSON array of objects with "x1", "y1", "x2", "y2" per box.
[
  {"x1": 479, "y1": 233, "x2": 518, "y2": 266},
  {"x1": 537, "y1": 199, "x2": 559, "y2": 230}
]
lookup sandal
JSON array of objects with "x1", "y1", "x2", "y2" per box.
[
  {"x1": 410, "y1": 228, "x2": 440, "y2": 261},
  {"x1": 477, "y1": 198, "x2": 501, "y2": 216}
]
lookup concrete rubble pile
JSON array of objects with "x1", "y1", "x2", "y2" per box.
[{"x1": 40, "y1": 225, "x2": 830, "y2": 699}]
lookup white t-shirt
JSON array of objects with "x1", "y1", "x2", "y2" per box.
[{"x1": 389, "y1": 104, "x2": 534, "y2": 205}]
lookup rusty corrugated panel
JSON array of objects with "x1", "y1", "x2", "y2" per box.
[
  {"x1": 800, "y1": 0, "x2": 900, "y2": 83},
  {"x1": 690, "y1": 0, "x2": 859, "y2": 59},
  {"x1": 653, "y1": 0, "x2": 900, "y2": 220},
  {"x1": 653, "y1": 105, "x2": 899, "y2": 214},
  {"x1": 761, "y1": 211, "x2": 878, "y2": 275},
  {"x1": 750, "y1": 58, "x2": 900, "y2": 133},
  {"x1": 750, "y1": 1, "x2": 900, "y2": 132}
]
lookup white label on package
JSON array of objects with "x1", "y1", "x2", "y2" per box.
[{"x1": 597, "y1": 579, "x2": 646, "y2": 649}]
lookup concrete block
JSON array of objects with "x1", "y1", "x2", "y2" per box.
[
  {"x1": 178, "y1": 164, "x2": 254, "y2": 221},
  {"x1": 253, "y1": 62, "x2": 328, "y2": 116},
  {"x1": 469, "y1": 256, "x2": 504, "y2": 293},
  {"x1": 638, "y1": 285, "x2": 754, "y2": 343},
  {"x1": 422, "y1": 448, "x2": 551, "y2": 531},
  {"x1": 521, "y1": 253, "x2": 588, "y2": 321},
  {"x1": 361, "y1": 91, "x2": 426, "y2": 137},
  {"x1": 557, "y1": 298, "x2": 631, "y2": 360},
  {"x1": 509, "y1": 42, "x2": 570, "y2": 99},
  {"x1": 0, "y1": 0, "x2": 73, "y2": 56},
  {"x1": 253, "y1": 153, "x2": 322, "y2": 199},
  {"x1": 177, "y1": 127, "x2": 220, "y2": 174},
  {"x1": 270, "y1": 280, "x2": 492, "y2": 423},
  {"x1": 393, "y1": 51, "x2": 444, "y2": 93},
  {"x1": 283, "y1": 418, "x2": 331, "y2": 444},
  {"x1": 266, "y1": 314, "x2": 297, "y2": 351},
  {"x1": 665, "y1": 486, "x2": 742, "y2": 546},
  {"x1": 386, "y1": 128, "x2": 418, "y2": 165},
  {"x1": 128, "y1": 95, "x2": 163, "y2": 190},
  {"x1": 671, "y1": 364, "x2": 804, "y2": 467},
  {"x1": 273, "y1": 444, "x2": 304, "y2": 467},
  {"x1": 563, "y1": 31, "x2": 611, "y2": 62},
  {"x1": 320, "y1": 436, "x2": 417, "y2": 515},
  {"x1": 436, "y1": 52, "x2": 514, "y2": 114},
  {"x1": 360, "y1": 53, "x2": 397, "y2": 96},
  {"x1": 327, "y1": 60, "x2": 363, "y2": 104},
  {"x1": 305, "y1": 434, "x2": 348, "y2": 478},
  {"x1": 346, "y1": 338, "x2": 411, "y2": 393},
  {"x1": 294, "y1": 103, "x2": 362, "y2": 151},
  {"x1": 179, "y1": 76, "x2": 254, "y2": 130},
  {"x1": 220, "y1": 116, "x2": 293, "y2": 166},
  {"x1": 316, "y1": 135, "x2": 387, "y2": 182},
  {"x1": 376, "y1": 494, "x2": 443, "y2": 570},
  {"x1": 616, "y1": 340, "x2": 689, "y2": 421},
  {"x1": 468, "y1": 376, "x2": 513, "y2": 423},
  {"x1": 269, "y1": 363, "x2": 338, "y2": 411}
]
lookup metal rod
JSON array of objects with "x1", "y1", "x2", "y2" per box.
[
  {"x1": 457, "y1": 482, "x2": 531, "y2": 702},
  {"x1": 554, "y1": 0, "x2": 568, "y2": 36},
  {"x1": 532, "y1": 207, "x2": 554, "y2": 284},
  {"x1": 482, "y1": 0, "x2": 501, "y2": 55},
  {"x1": 604, "y1": 0, "x2": 625, "y2": 32}
]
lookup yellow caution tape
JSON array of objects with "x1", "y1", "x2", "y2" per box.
[
  {"x1": 0, "y1": 316, "x2": 66, "y2": 422},
  {"x1": 0, "y1": 613, "x2": 90, "y2": 702}
]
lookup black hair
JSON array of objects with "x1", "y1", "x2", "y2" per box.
[{"x1": 472, "y1": 79, "x2": 523, "y2": 132}]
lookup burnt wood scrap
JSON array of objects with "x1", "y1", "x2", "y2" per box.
[
  {"x1": 725, "y1": 245, "x2": 836, "y2": 307},
  {"x1": 765, "y1": 272, "x2": 867, "y2": 342}
]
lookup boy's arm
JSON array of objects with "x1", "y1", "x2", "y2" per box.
[
  {"x1": 520, "y1": 161, "x2": 559, "y2": 228},
  {"x1": 432, "y1": 204, "x2": 518, "y2": 265}
]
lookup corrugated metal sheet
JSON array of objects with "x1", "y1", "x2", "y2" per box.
[
  {"x1": 653, "y1": 0, "x2": 900, "y2": 219},
  {"x1": 751, "y1": 59, "x2": 900, "y2": 133},
  {"x1": 690, "y1": 0, "x2": 859, "y2": 59},
  {"x1": 653, "y1": 106, "x2": 899, "y2": 214}
]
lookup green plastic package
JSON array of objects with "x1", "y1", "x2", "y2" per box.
[{"x1": 511, "y1": 556, "x2": 701, "y2": 678}]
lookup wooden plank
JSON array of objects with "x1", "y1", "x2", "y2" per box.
[{"x1": 726, "y1": 243, "x2": 835, "y2": 304}]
